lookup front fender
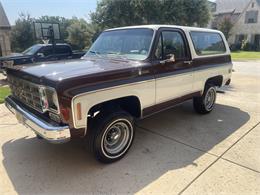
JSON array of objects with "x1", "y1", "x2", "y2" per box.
[{"x1": 71, "y1": 79, "x2": 155, "y2": 129}]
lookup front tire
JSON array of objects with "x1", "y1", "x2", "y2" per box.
[
  {"x1": 88, "y1": 110, "x2": 135, "y2": 163},
  {"x1": 193, "y1": 84, "x2": 217, "y2": 114}
]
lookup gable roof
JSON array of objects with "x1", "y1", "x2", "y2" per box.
[
  {"x1": 214, "y1": 0, "x2": 251, "y2": 14},
  {"x1": 0, "y1": 2, "x2": 10, "y2": 28}
]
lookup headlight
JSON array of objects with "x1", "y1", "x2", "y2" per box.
[
  {"x1": 52, "y1": 92, "x2": 59, "y2": 108},
  {"x1": 39, "y1": 86, "x2": 59, "y2": 113}
]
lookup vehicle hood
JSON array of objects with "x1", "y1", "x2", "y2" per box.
[
  {"x1": 8, "y1": 57, "x2": 141, "y2": 82},
  {"x1": 0, "y1": 53, "x2": 32, "y2": 61}
]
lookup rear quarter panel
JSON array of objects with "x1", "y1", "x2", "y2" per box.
[{"x1": 184, "y1": 28, "x2": 233, "y2": 93}]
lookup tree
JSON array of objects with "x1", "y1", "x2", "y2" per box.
[
  {"x1": 91, "y1": 0, "x2": 210, "y2": 29},
  {"x1": 218, "y1": 17, "x2": 233, "y2": 40},
  {"x1": 66, "y1": 17, "x2": 96, "y2": 50},
  {"x1": 11, "y1": 13, "x2": 34, "y2": 52}
]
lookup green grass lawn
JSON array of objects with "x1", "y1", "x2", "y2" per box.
[
  {"x1": 0, "y1": 86, "x2": 10, "y2": 104},
  {"x1": 231, "y1": 51, "x2": 260, "y2": 61}
]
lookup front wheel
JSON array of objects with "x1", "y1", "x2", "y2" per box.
[
  {"x1": 193, "y1": 84, "x2": 217, "y2": 114},
  {"x1": 88, "y1": 110, "x2": 135, "y2": 163}
]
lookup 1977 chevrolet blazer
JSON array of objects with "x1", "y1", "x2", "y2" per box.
[{"x1": 5, "y1": 25, "x2": 232, "y2": 163}]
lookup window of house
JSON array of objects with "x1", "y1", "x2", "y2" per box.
[
  {"x1": 235, "y1": 34, "x2": 247, "y2": 44},
  {"x1": 155, "y1": 31, "x2": 187, "y2": 60},
  {"x1": 190, "y1": 31, "x2": 226, "y2": 56},
  {"x1": 255, "y1": 34, "x2": 260, "y2": 49},
  {"x1": 252, "y1": 2, "x2": 255, "y2": 8},
  {"x1": 245, "y1": 11, "x2": 258, "y2": 23}
]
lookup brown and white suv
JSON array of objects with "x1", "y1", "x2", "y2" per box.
[{"x1": 5, "y1": 25, "x2": 232, "y2": 163}]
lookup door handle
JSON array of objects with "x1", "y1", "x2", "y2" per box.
[{"x1": 184, "y1": 61, "x2": 192, "y2": 65}]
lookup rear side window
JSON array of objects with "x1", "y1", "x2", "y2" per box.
[
  {"x1": 56, "y1": 46, "x2": 71, "y2": 54},
  {"x1": 190, "y1": 31, "x2": 226, "y2": 56}
]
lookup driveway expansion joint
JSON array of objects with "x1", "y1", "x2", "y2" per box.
[
  {"x1": 178, "y1": 121, "x2": 260, "y2": 194},
  {"x1": 221, "y1": 157, "x2": 260, "y2": 174},
  {"x1": 136, "y1": 121, "x2": 260, "y2": 194}
]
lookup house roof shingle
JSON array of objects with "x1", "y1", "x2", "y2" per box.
[
  {"x1": 0, "y1": 2, "x2": 10, "y2": 28},
  {"x1": 214, "y1": 0, "x2": 251, "y2": 14}
]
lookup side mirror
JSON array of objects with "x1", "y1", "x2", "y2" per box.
[
  {"x1": 37, "y1": 53, "x2": 44, "y2": 58},
  {"x1": 160, "y1": 54, "x2": 175, "y2": 64}
]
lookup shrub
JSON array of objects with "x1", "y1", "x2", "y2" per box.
[{"x1": 230, "y1": 44, "x2": 241, "y2": 51}]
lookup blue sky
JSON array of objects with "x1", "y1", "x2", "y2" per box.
[{"x1": 1, "y1": 0, "x2": 98, "y2": 25}]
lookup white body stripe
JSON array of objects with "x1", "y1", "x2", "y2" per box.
[
  {"x1": 72, "y1": 64, "x2": 232, "y2": 129},
  {"x1": 156, "y1": 72, "x2": 193, "y2": 104},
  {"x1": 72, "y1": 80, "x2": 156, "y2": 129}
]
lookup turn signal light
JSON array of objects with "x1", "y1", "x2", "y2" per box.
[{"x1": 76, "y1": 103, "x2": 82, "y2": 120}]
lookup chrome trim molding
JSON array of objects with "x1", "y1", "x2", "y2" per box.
[
  {"x1": 5, "y1": 96, "x2": 70, "y2": 144},
  {"x1": 8, "y1": 75, "x2": 60, "y2": 114}
]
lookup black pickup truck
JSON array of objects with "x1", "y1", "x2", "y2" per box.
[{"x1": 0, "y1": 43, "x2": 85, "y2": 73}]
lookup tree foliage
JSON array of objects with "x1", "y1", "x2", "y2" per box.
[
  {"x1": 11, "y1": 0, "x2": 211, "y2": 52},
  {"x1": 66, "y1": 17, "x2": 95, "y2": 50},
  {"x1": 10, "y1": 15, "x2": 94, "y2": 51},
  {"x1": 11, "y1": 13, "x2": 34, "y2": 52},
  {"x1": 91, "y1": 0, "x2": 210, "y2": 29},
  {"x1": 218, "y1": 17, "x2": 233, "y2": 40}
]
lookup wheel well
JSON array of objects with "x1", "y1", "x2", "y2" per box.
[
  {"x1": 205, "y1": 75, "x2": 223, "y2": 88},
  {"x1": 88, "y1": 96, "x2": 142, "y2": 119}
]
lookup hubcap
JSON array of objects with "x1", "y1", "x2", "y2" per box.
[
  {"x1": 103, "y1": 120, "x2": 131, "y2": 156},
  {"x1": 205, "y1": 87, "x2": 216, "y2": 111}
]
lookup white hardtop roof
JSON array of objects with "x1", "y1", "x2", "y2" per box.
[{"x1": 105, "y1": 24, "x2": 222, "y2": 33}]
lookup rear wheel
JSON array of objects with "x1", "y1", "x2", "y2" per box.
[
  {"x1": 193, "y1": 84, "x2": 217, "y2": 114},
  {"x1": 87, "y1": 110, "x2": 135, "y2": 163}
]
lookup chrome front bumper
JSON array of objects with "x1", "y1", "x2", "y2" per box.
[{"x1": 5, "y1": 96, "x2": 71, "y2": 143}]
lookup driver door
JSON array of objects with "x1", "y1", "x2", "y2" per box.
[{"x1": 154, "y1": 29, "x2": 193, "y2": 104}]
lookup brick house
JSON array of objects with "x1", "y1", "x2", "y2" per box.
[
  {"x1": 211, "y1": 0, "x2": 260, "y2": 50},
  {"x1": 0, "y1": 2, "x2": 11, "y2": 56}
]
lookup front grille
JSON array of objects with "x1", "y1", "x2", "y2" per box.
[{"x1": 8, "y1": 75, "x2": 44, "y2": 112}]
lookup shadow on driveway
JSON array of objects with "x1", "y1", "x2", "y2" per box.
[{"x1": 1, "y1": 102, "x2": 250, "y2": 194}]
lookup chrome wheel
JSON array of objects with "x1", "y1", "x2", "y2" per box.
[
  {"x1": 101, "y1": 119, "x2": 133, "y2": 158},
  {"x1": 204, "y1": 87, "x2": 216, "y2": 111}
]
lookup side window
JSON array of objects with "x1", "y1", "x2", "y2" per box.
[
  {"x1": 56, "y1": 46, "x2": 71, "y2": 55},
  {"x1": 190, "y1": 31, "x2": 226, "y2": 56},
  {"x1": 155, "y1": 31, "x2": 187, "y2": 60},
  {"x1": 38, "y1": 46, "x2": 53, "y2": 57}
]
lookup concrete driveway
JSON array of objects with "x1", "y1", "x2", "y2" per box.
[{"x1": 0, "y1": 61, "x2": 259, "y2": 195}]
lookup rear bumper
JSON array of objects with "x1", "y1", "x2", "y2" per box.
[{"x1": 5, "y1": 96, "x2": 71, "y2": 143}]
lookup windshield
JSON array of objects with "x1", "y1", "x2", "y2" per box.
[
  {"x1": 22, "y1": 45, "x2": 42, "y2": 55},
  {"x1": 86, "y1": 28, "x2": 154, "y2": 60}
]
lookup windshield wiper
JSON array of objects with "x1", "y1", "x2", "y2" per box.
[
  {"x1": 105, "y1": 52, "x2": 120, "y2": 55},
  {"x1": 88, "y1": 50, "x2": 102, "y2": 57},
  {"x1": 105, "y1": 52, "x2": 129, "y2": 60},
  {"x1": 88, "y1": 50, "x2": 129, "y2": 60}
]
